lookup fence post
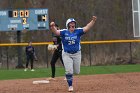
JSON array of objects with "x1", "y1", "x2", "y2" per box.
[
  {"x1": 16, "y1": 31, "x2": 24, "y2": 68},
  {"x1": 46, "y1": 45, "x2": 49, "y2": 68},
  {"x1": 128, "y1": 42, "x2": 133, "y2": 64},
  {"x1": 89, "y1": 44, "x2": 92, "y2": 66},
  {"x1": 0, "y1": 47, "x2": 2, "y2": 69},
  {"x1": 6, "y1": 47, "x2": 9, "y2": 70}
]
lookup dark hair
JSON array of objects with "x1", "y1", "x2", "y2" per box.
[{"x1": 50, "y1": 23, "x2": 59, "y2": 28}]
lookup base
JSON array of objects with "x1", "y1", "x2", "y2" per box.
[{"x1": 33, "y1": 80, "x2": 50, "y2": 84}]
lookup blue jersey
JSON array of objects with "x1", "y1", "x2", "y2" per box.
[{"x1": 60, "y1": 28, "x2": 85, "y2": 54}]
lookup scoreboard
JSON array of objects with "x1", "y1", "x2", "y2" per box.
[{"x1": 0, "y1": 8, "x2": 49, "y2": 31}]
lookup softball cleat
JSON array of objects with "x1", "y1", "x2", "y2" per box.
[{"x1": 68, "y1": 86, "x2": 73, "y2": 92}]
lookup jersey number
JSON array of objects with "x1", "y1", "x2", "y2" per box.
[{"x1": 68, "y1": 40, "x2": 75, "y2": 45}]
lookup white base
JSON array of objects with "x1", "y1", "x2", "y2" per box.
[{"x1": 33, "y1": 80, "x2": 50, "y2": 84}]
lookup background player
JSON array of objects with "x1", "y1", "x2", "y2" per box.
[
  {"x1": 24, "y1": 41, "x2": 35, "y2": 71},
  {"x1": 50, "y1": 16, "x2": 97, "y2": 92},
  {"x1": 48, "y1": 24, "x2": 64, "y2": 80}
]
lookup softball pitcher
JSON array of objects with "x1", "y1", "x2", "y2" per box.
[{"x1": 50, "y1": 16, "x2": 97, "y2": 92}]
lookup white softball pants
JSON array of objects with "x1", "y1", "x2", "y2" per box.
[{"x1": 62, "y1": 51, "x2": 81, "y2": 74}]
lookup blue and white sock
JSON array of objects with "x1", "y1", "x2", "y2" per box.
[{"x1": 66, "y1": 74, "x2": 73, "y2": 87}]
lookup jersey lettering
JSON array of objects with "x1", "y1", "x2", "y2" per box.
[{"x1": 65, "y1": 36, "x2": 77, "y2": 40}]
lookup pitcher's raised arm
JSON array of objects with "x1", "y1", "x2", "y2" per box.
[{"x1": 50, "y1": 22, "x2": 60, "y2": 36}]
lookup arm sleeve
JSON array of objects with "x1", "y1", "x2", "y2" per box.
[
  {"x1": 77, "y1": 28, "x2": 85, "y2": 36},
  {"x1": 60, "y1": 29, "x2": 66, "y2": 37}
]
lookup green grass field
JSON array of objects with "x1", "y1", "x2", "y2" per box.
[{"x1": 0, "y1": 64, "x2": 140, "y2": 80}]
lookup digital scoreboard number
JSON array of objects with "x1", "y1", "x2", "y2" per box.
[{"x1": 0, "y1": 8, "x2": 49, "y2": 31}]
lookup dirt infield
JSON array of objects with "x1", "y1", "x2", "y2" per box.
[{"x1": 0, "y1": 72, "x2": 140, "y2": 93}]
